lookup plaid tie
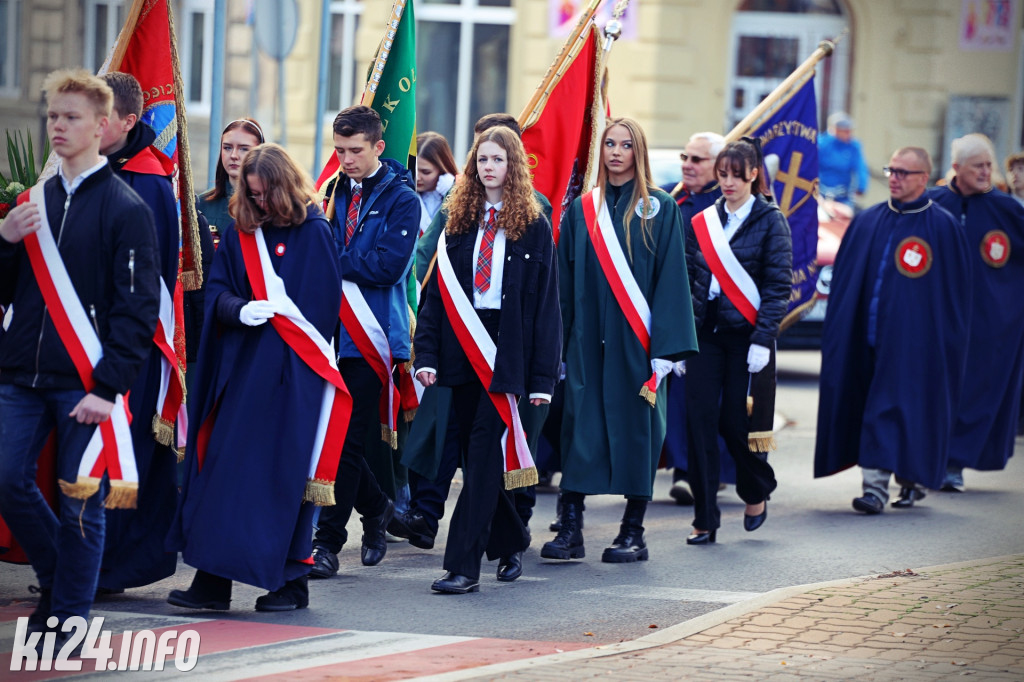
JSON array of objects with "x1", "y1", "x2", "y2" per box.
[
  {"x1": 474, "y1": 207, "x2": 497, "y2": 295},
  {"x1": 345, "y1": 184, "x2": 362, "y2": 245}
]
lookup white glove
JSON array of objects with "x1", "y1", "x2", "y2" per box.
[
  {"x1": 239, "y1": 300, "x2": 276, "y2": 326},
  {"x1": 672, "y1": 360, "x2": 686, "y2": 377},
  {"x1": 747, "y1": 344, "x2": 771, "y2": 374},
  {"x1": 651, "y1": 358, "x2": 673, "y2": 389}
]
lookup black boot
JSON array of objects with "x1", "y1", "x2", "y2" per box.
[
  {"x1": 255, "y1": 575, "x2": 309, "y2": 612},
  {"x1": 548, "y1": 492, "x2": 584, "y2": 532},
  {"x1": 540, "y1": 496, "x2": 585, "y2": 560},
  {"x1": 601, "y1": 500, "x2": 648, "y2": 563},
  {"x1": 167, "y1": 570, "x2": 232, "y2": 611}
]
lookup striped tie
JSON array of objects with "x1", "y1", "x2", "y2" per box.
[
  {"x1": 474, "y1": 207, "x2": 497, "y2": 295},
  {"x1": 345, "y1": 184, "x2": 362, "y2": 245}
]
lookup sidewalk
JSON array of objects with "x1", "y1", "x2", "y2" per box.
[{"x1": 423, "y1": 554, "x2": 1024, "y2": 681}]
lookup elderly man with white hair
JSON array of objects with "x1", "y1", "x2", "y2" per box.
[{"x1": 928, "y1": 133, "x2": 1024, "y2": 493}]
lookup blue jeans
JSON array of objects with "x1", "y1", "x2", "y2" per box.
[{"x1": 0, "y1": 384, "x2": 108, "y2": 622}]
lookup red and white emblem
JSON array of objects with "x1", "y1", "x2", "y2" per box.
[
  {"x1": 275, "y1": 242, "x2": 286, "y2": 257},
  {"x1": 894, "y1": 236, "x2": 932, "y2": 278},
  {"x1": 980, "y1": 230, "x2": 1010, "y2": 268}
]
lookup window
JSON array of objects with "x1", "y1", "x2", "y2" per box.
[
  {"x1": 418, "y1": 0, "x2": 514, "y2": 159},
  {"x1": 179, "y1": 0, "x2": 214, "y2": 114},
  {"x1": 727, "y1": 0, "x2": 850, "y2": 129},
  {"x1": 0, "y1": 0, "x2": 21, "y2": 95},
  {"x1": 327, "y1": 0, "x2": 365, "y2": 114},
  {"x1": 84, "y1": 0, "x2": 126, "y2": 73}
]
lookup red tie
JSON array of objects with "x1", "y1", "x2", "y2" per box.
[
  {"x1": 345, "y1": 185, "x2": 362, "y2": 245},
  {"x1": 474, "y1": 207, "x2": 497, "y2": 295}
]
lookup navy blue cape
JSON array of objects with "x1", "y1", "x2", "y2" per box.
[
  {"x1": 928, "y1": 183, "x2": 1024, "y2": 471},
  {"x1": 814, "y1": 196, "x2": 972, "y2": 488},
  {"x1": 168, "y1": 208, "x2": 342, "y2": 591}
]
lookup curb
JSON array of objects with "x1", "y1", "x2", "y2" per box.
[{"x1": 412, "y1": 553, "x2": 1023, "y2": 681}]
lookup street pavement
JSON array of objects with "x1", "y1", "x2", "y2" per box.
[{"x1": 2, "y1": 350, "x2": 1023, "y2": 679}]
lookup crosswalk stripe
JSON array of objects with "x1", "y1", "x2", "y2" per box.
[{"x1": 571, "y1": 586, "x2": 764, "y2": 603}]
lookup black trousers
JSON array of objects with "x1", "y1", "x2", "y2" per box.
[
  {"x1": 685, "y1": 323, "x2": 776, "y2": 531},
  {"x1": 442, "y1": 309, "x2": 529, "y2": 579},
  {"x1": 314, "y1": 358, "x2": 390, "y2": 553}
]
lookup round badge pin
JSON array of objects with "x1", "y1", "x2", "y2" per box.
[
  {"x1": 894, "y1": 236, "x2": 932, "y2": 278},
  {"x1": 635, "y1": 196, "x2": 660, "y2": 219},
  {"x1": 980, "y1": 229, "x2": 1010, "y2": 268},
  {"x1": 275, "y1": 243, "x2": 286, "y2": 257}
]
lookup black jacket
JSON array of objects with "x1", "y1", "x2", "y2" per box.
[
  {"x1": 0, "y1": 165, "x2": 161, "y2": 400},
  {"x1": 414, "y1": 214, "x2": 561, "y2": 397},
  {"x1": 686, "y1": 194, "x2": 792, "y2": 347}
]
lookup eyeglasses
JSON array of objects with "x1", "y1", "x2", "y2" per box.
[
  {"x1": 883, "y1": 167, "x2": 927, "y2": 179},
  {"x1": 680, "y1": 153, "x2": 709, "y2": 163}
]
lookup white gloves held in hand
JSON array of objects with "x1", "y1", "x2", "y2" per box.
[
  {"x1": 747, "y1": 344, "x2": 771, "y2": 374},
  {"x1": 239, "y1": 300, "x2": 276, "y2": 326},
  {"x1": 651, "y1": 358, "x2": 673, "y2": 389}
]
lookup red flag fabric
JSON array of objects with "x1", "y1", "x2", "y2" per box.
[{"x1": 521, "y1": 24, "x2": 603, "y2": 243}]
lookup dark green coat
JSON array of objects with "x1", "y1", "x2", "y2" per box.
[{"x1": 559, "y1": 181, "x2": 698, "y2": 498}]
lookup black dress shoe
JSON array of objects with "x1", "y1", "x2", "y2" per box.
[
  {"x1": 167, "y1": 570, "x2": 231, "y2": 611},
  {"x1": 310, "y1": 545, "x2": 339, "y2": 579},
  {"x1": 892, "y1": 487, "x2": 926, "y2": 508},
  {"x1": 686, "y1": 529, "x2": 717, "y2": 545},
  {"x1": 496, "y1": 552, "x2": 523, "y2": 582},
  {"x1": 27, "y1": 586, "x2": 51, "y2": 634},
  {"x1": 669, "y1": 481, "x2": 695, "y2": 506},
  {"x1": 361, "y1": 499, "x2": 395, "y2": 566},
  {"x1": 743, "y1": 502, "x2": 767, "y2": 532},
  {"x1": 255, "y1": 576, "x2": 309, "y2": 612},
  {"x1": 387, "y1": 510, "x2": 437, "y2": 550},
  {"x1": 852, "y1": 493, "x2": 884, "y2": 514},
  {"x1": 167, "y1": 587, "x2": 230, "y2": 611},
  {"x1": 431, "y1": 571, "x2": 480, "y2": 594}
]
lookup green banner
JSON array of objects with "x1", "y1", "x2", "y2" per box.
[{"x1": 364, "y1": 0, "x2": 417, "y2": 167}]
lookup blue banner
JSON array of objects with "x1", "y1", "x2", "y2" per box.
[{"x1": 752, "y1": 76, "x2": 819, "y2": 324}]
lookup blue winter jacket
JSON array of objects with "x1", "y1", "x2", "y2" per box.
[{"x1": 327, "y1": 157, "x2": 420, "y2": 361}]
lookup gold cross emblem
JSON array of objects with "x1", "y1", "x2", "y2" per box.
[{"x1": 774, "y1": 151, "x2": 818, "y2": 218}]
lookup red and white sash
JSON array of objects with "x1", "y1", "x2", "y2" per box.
[
  {"x1": 22, "y1": 183, "x2": 138, "y2": 508},
  {"x1": 238, "y1": 229, "x2": 352, "y2": 506},
  {"x1": 691, "y1": 205, "x2": 760, "y2": 326},
  {"x1": 580, "y1": 188, "x2": 659, "y2": 406},
  {"x1": 435, "y1": 231, "x2": 538, "y2": 489},
  {"x1": 339, "y1": 281, "x2": 401, "y2": 448},
  {"x1": 151, "y1": 279, "x2": 187, "y2": 450}
]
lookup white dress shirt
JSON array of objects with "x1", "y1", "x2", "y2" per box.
[{"x1": 472, "y1": 201, "x2": 506, "y2": 310}]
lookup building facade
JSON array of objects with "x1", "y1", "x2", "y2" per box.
[{"x1": 1, "y1": 0, "x2": 1020, "y2": 202}]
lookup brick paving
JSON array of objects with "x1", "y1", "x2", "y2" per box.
[{"x1": 431, "y1": 555, "x2": 1024, "y2": 681}]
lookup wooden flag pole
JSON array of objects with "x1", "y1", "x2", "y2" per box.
[
  {"x1": 518, "y1": 0, "x2": 603, "y2": 129},
  {"x1": 361, "y1": 0, "x2": 409, "y2": 108},
  {"x1": 725, "y1": 31, "x2": 846, "y2": 143},
  {"x1": 108, "y1": 0, "x2": 147, "y2": 71}
]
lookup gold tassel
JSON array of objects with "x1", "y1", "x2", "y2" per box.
[
  {"x1": 104, "y1": 481, "x2": 138, "y2": 509},
  {"x1": 175, "y1": 447, "x2": 185, "y2": 463},
  {"x1": 748, "y1": 432, "x2": 777, "y2": 453},
  {"x1": 403, "y1": 408, "x2": 418, "y2": 422},
  {"x1": 746, "y1": 396, "x2": 754, "y2": 417},
  {"x1": 152, "y1": 414, "x2": 174, "y2": 446},
  {"x1": 639, "y1": 385, "x2": 657, "y2": 407},
  {"x1": 180, "y1": 270, "x2": 202, "y2": 292},
  {"x1": 504, "y1": 466, "x2": 539, "y2": 490},
  {"x1": 381, "y1": 425, "x2": 398, "y2": 449},
  {"x1": 58, "y1": 475, "x2": 102, "y2": 501},
  {"x1": 304, "y1": 479, "x2": 336, "y2": 506}
]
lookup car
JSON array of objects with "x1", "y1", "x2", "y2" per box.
[{"x1": 648, "y1": 148, "x2": 682, "y2": 191}]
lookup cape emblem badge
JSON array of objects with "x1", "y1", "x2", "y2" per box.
[
  {"x1": 895, "y1": 236, "x2": 932, "y2": 278},
  {"x1": 635, "y1": 196, "x2": 660, "y2": 219},
  {"x1": 275, "y1": 243, "x2": 286, "y2": 257},
  {"x1": 980, "y1": 229, "x2": 1010, "y2": 268}
]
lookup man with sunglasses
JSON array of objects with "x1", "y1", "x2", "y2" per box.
[
  {"x1": 661, "y1": 132, "x2": 729, "y2": 506},
  {"x1": 814, "y1": 147, "x2": 972, "y2": 514},
  {"x1": 928, "y1": 134, "x2": 1024, "y2": 493}
]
